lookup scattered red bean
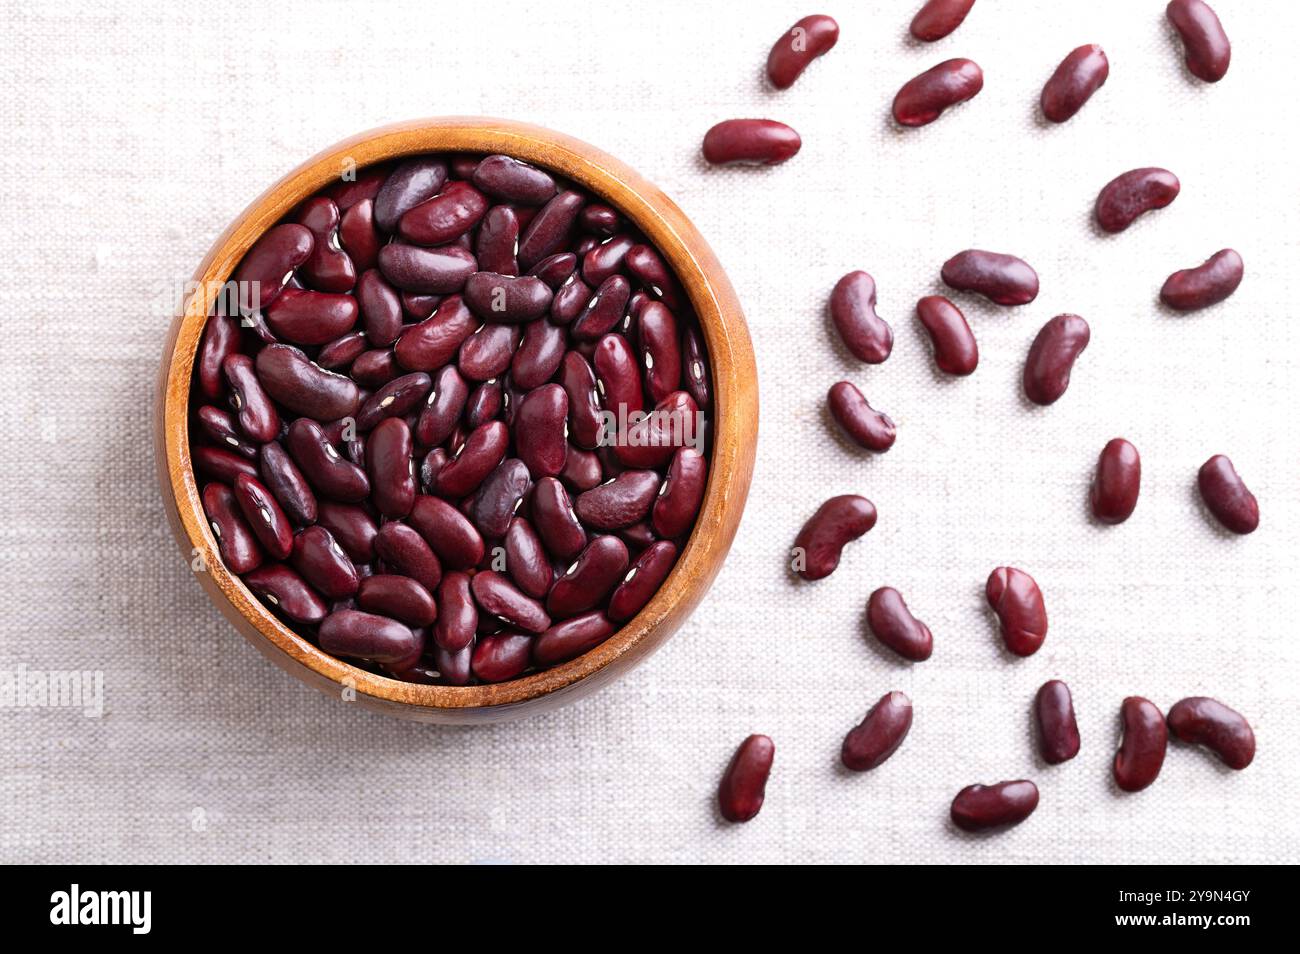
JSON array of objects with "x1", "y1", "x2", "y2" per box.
[
  {"x1": 909, "y1": 0, "x2": 976, "y2": 42},
  {"x1": 830, "y1": 271, "x2": 893, "y2": 364},
  {"x1": 1197, "y1": 454, "x2": 1259, "y2": 534},
  {"x1": 915, "y1": 295, "x2": 977, "y2": 375},
  {"x1": 1095, "y1": 168, "x2": 1180, "y2": 234},
  {"x1": 892, "y1": 58, "x2": 983, "y2": 127},
  {"x1": 951, "y1": 780, "x2": 1038, "y2": 832},
  {"x1": 1167, "y1": 697, "x2": 1255, "y2": 769},
  {"x1": 1041, "y1": 44, "x2": 1109, "y2": 123},
  {"x1": 841, "y1": 691, "x2": 912, "y2": 771},
  {"x1": 1160, "y1": 249, "x2": 1243, "y2": 311},
  {"x1": 1090, "y1": 438, "x2": 1141, "y2": 525},
  {"x1": 717, "y1": 734, "x2": 774, "y2": 823},
  {"x1": 866, "y1": 587, "x2": 933, "y2": 661},
  {"x1": 1034, "y1": 680, "x2": 1080, "y2": 764},
  {"x1": 1167, "y1": 0, "x2": 1231, "y2": 83},
  {"x1": 941, "y1": 250, "x2": 1038, "y2": 305},
  {"x1": 985, "y1": 567, "x2": 1047, "y2": 657},
  {"x1": 793, "y1": 495, "x2": 877, "y2": 581},
  {"x1": 827, "y1": 381, "x2": 896, "y2": 452},
  {"x1": 1023, "y1": 313, "x2": 1090, "y2": 406},
  {"x1": 766, "y1": 14, "x2": 839, "y2": 90},
  {"x1": 702, "y1": 120, "x2": 801, "y2": 166},
  {"x1": 1114, "y1": 696, "x2": 1167, "y2": 792}
]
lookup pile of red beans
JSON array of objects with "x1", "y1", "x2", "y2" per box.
[
  {"x1": 191, "y1": 153, "x2": 712, "y2": 686},
  {"x1": 714, "y1": 2, "x2": 1259, "y2": 830}
]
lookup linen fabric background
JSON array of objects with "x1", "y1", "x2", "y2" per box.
[{"x1": 0, "y1": 0, "x2": 1296, "y2": 864}]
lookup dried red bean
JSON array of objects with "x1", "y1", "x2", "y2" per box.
[
  {"x1": 258, "y1": 441, "x2": 316, "y2": 525},
  {"x1": 625, "y1": 244, "x2": 685, "y2": 312},
  {"x1": 572, "y1": 275, "x2": 632, "y2": 341},
  {"x1": 915, "y1": 295, "x2": 977, "y2": 375},
  {"x1": 197, "y1": 315, "x2": 240, "y2": 400},
  {"x1": 449, "y1": 155, "x2": 479, "y2": 180},
  {"x1": 1023, "y1": 313, "x2": 1090, "y2": 406},
  {"x1": 578, "y1": 204, "x2": 620, "y2": 236},
  {"x1": 401, "y1": 292, "x2": 441, "y2": 319},
  {"x1": 243, "y1": 563, "x2": 327, "y2": 624},
  {"x1": 255, "y1": 344, "x2": 361, "y2": 421},
  {"x1": 338, "y1": 198, "x2": 381, "y2": 273},
  {"x1": 202, "y1": 482, "x2": 263, "y2": 574},
  {"x1": 841, "y1": 691, "x2": 912, "y2": 771},
  {"x1": 503, "y1": 516, "x2": 552, "y2": 599},
  {"x1": 1114, "y1": 697, "x2": 1167, "y2": 792},
  {"x1": 866, "y1": 587, "x2": 933, "y2": 661},
  {"x1": 1197, "y1": 454, "x2": 1259, "y2": 534},
  {"x1": 316, "y1": 331, "x2": 368, "y2": 371},
  {"x1": 1041, "y1": 44, "x2": 1109, "y2": 123},
  {"x1": 394, "y1": 295, "x2": 478, "y2": 372},
  {"x1": 607, "y1": 540, "x2": 677, "y2": 622},
  {"x1": 475, "y1": 206, "x2": 521, "y2": 276},
  {"x1": 374, "y1": 157, "x2": 449, "y2": 233},
  {"x1": 357, "y1": 574, "x2": 436, "y2": 627},
  {"x1": 262, "y1": 289, "x2": 357, "y2": 347},
  {"x1": 910, "y1": 0, "x2": 976, "y2": 42},
  {"x1": 428, "y1": 643, "x2": 471, "y2": 685},
  {"x1": 415, "y1": 365, "x2": 469, "y2": 447},
  {"x1": 349, "y1": 349, "x2": 399, "y2": 389},
  {"x1": 232, "y1": 473, "x2": 294, "y2": 560},
  {"x1": 533, "y1": 611, "x2": 615, "y2": 666},
  {"x1": 827, "y1": 382, "x2": 896, "y2": 452},
  {"x1": 459, "y1": 323, "x2": 521, "y2": 381},
  {"x1": 1090, "y1": 438, "x2": 1141, "y2": 525},
  {"x1": 582, "y1": 234, "x2": 635, "y2": 286},
  {"x1": 529, "y1": 252, "x2": 578, "y2": 290},
  {"x1": 365, "y1": 418, "x2": 416, "y2": 518},
  {"x1": 325, "y1": 165, "x2": 388, "y2": 212},
  {"x1": 616, "y1": 391, "x2": 699, "y2": 470},
  {"x1": 560, "y1": 351, "x2": 604, "y2": 449},
  {"x1": 532, "y1": 477, "x2": 588, "y2": 560},
  {"x1": 374, "y1": 522, "x2": 441, "y2": 592},
  {"x1": 464, "y1": 380, "x2": 503, "y2": 428},
  {"x1": 546, "y1": 536, "x2": 629, "y2": 619},
  {"x1": 893, "y1": 58, "x2": 983, "y2": 127},
  {"x1": 951, "y1": 781, "x2": 1038, "y2": 832},
  {"x1": 593, "y1": 333, "x2": 644, "y2": 428},
  {"x1": 470, "y1": 459, "x2": 532, "y2": 539},
  {"x1": 471, "y1": 570, "x2": 550, "y2": 633},
  {"x1": 517, "y1": 190, "x2": 585, "y2": 271},
  {"x1": 512, "y1": 384, "x2": 568, "y2": 479},
  {"x1": 356, "y1": 372, "x2": 432, "y2": 433},
  {"x1": 702, "y1": 120, "x2": 801, "y2": 166},
  {"x1": 575, "y1": 470, "x2": 660, "y2": 530},
  {"x1": 1160, "y1": 249, "x2": 1243, "y2": 311},
  {"x1": 651, "y1": 448, "x2": 707, "y2": 539},
  {"x1": 378, "y1": 243, "x2": 477, "y2": 294},
  {"x1": 829, "y1": 271, "x2": 893, "y2": 364},
  {"x1": 221, "y1": 354, "x2": 280, "y2": 443},
  {"x1": 197, "y1": 405, "x2": 257, "y2": 458},
  {"x1": 717, "y1": 735, "x2": 774, "y2": 823},
  {"x1": 464, "y1": 272, "x2": 554, "y2": 323},
  {"x1": 355, "y1": 269, "x2": 403, "y2": 346},
  {"x1": 636, "y1": 301, "x2": 681, "y2": 403},
  {"x1": 315, "y1": 501, "x2": 378, "y2": 563},
  {"x1": 408, "y1": 495, "x2": 485, "y2": 569},
  {"x1": 985, "y1": 567, "x2": 1047, "y2": 657},
  {"x1": 435, "y1": 421, "x2": 509, "y2": 498},
  {"x1": 793, "y1": 495, "x2": 876, "y2": 581},
  {"x1": 233, "y1": 223, "x2": 313, "y2": 312},
  {"x1": 941, "y1": 250, "x2": 1039, "y2": 305},
  {"x1": 1167, "y1": 0, "x2": 1231, "y2": 83},
  {"x1": 398, "y1": 181, "x2": 488, "y2": 246},
  {"x1": 194, "y1": 446, "x2": 260, "y2": 484},
  {"x1": 1167, "y1": 697, "x2": 1255, "y2": 769},
  {"x1": 510, "y1": 318, "x2": 566, "y2": 390},
  {"x1": 286, "y1": 418, "x2": 369, "y2": 502},
  {"x1": 1035, "y1": 680, "x2": 1080, "y2": 764},
  {"x1": 766, "y1": 14, "x2": 839, "y2": 89},
  {"x1": 295, "y1": 197, "x2": 355, "y2": 293},
  {"x1": 680, "y1": 324, "x2": 712, "y2": 413},
  {"x1": 433, "y1": 571, "x2": 477, "y2": 651},
  {"x1": 471, "y1": 632, "x2": 534, "y2": 683},
  {"x1": 560, "y1": 446, "x2": 602, "y2": 493},
  {"x1": 472, "y1": 155, "x2": 557, "y2": 205},
  {"x1": 319, "y1": 609, "x2": 419, "y2": 664},
  {"x1": 1095, "y1": 168, "x2": 1180, "y2": 234}
]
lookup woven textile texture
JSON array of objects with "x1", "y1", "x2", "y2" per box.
[{"x1": 1, "y1": 0, "x2": 1297, "y2": 864}]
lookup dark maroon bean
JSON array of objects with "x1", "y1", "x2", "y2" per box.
[
  {"x1": 374, "y1": 521, "x2": 441, "y2": 592},
  {"x1": 196, "y1": 405, "x2": 257, "y2": 458},
  {"x1": 578, "y1": 203, "x2": 620, "y2": 236},
  {"x1": 471, "y1": 633, "x2": 534, "y2": 683},
  {"x1": 533, "y1": 610, "x2": 615, "y2": 667},
  {"x1": 510, "y1": 318, "x2": 566, "y2": 389},
  {"x1": 841, "y1": 691, "x2": 912, "y2": 771},
  {"x1": 1041, "y1": 44, "x2": 1109, "y2": 123},
  {"x1": 1095, "y1": 168, "x2": 1180, "y2": 234},
  {"x1": 471, "y1": 570, "x2": 550, "y2": 633},
  {"x1": 560, "y1": 351, "x2": 604, "y2": 449},
  {"x1": 378, "y1": 243, "x2": 476, "y2": 294},
  {"x1": 1197, "y1": 454, "x2": 1259, "y2": 534},
  {"x1": 338, "y1": 198, "x2": 381, "y2": 273},
  {"x1": 433, "y1": 571, "x2": 477, "y2": 651},
  {"x1": 365, "y1": 418, "x2": 416, "y2": 518},
  {"x1": 344, "y1": 433, "x2": 367, "y2": 469},
  {"x1": 472, "y1": 155, "x2": 557, "y2": 206},
  {"x1": 910, "y1": 0, "x2": 976, "y2": 41},
  {"x1": 232, "y1": 473, "x2": 294, "y2": 560},
  {"x1": 1114, "y1": 697, "x2": 1167, "y2": 792},
  {"x1": 616, "y1": 389, "x2": 700, "y2": 471},
  {"x1": 559, "y1": 446, "x2": 602, "y2": 493},
  {"x1": 398, "y1": 181, "x2": 488, "y2": 246},
  {"x1": 866, "y1": 587, "x2": 933, "y2": 661},
  {"x1": 1167, "y1": 0, "x2": 1231, "y2": 82},
  {"x1": 374, "y1": 157, "x2": 449, "y2": 233},
  {"x1": 531, "y1": 477, "x2": 588, "y2": 559},
  {"x1": 428, "y1": 642, "x2": 471, "y2": 685},
  {"x1": 624, "y1": 244, "x2": 685, "y2": 312},
  {"x1": 575, "y1": 470, "x2": 660, "y2": 530},
  {"x1": 464, "y1": 379, "x2": 503, "y2": 428},
  {"x1": 680, "y1": 324, "x2": 712, "y2": 412},
  {"x1": 449, "y1": 155, "x2": 479, "y2": 180},
  {"x1": 581, "y1": 234, "x2": 635, "y2": 286},
  {"x1": 457, "y1": 322, "x2": 519, "y2": 381},
  {"x1": 515, "y1": 384, "x2": 569, "y2": 479},
  {"x1": 1090, "y1": 438, "x2": 1141, "y2": 525},
  {"x1": 408, "y1": 495, "x2": 485, "y2": 569},
  {"x1": 357, "y1": 574, "x2": 436, "y2": 627},
  {"x1": 315, "y1": 501, "x2": 378, "y2": 563},
  {"x1": 985, "y1": 566, "x2": 1047, "y2": 657},
  {"x1": 550, "y1": 272, "x2": 592, "y2": 325},
  {"x1": 1035, "y1": 680, "x2": 1081, "y2": 765},
  {"x1": 546, "y1": 536, "x2": 629, "y2": 618},
  {"x1": 415, "y1": 365, "x2": 469, "y2": 446},
  {"x1": 419, "y1": 447, "x2": 448, "y2": 491},
  {"x1": 316, "y1": 330, "x2": 368, "y2": 370},
  {"x1": 349, "y1": 349, "x2": 399, "y2": 389},
  {"x1": 435, "y1": 420, "x2": 509, "y2": 498},
  {"x1": 717, "y1": 735, "x2": 774, "y2": 823},
  {"x1": 470, "y1": 458, "x2": 532, "y2": 539},
  {"x1": 383, "y1": 650, "x2": 442, "y2": 684},
  {"x1": 529, "y1": 252, "x2": 578, "y2": 290},
  {"x1": 325, "y1": 165, "x2": 388, "y2": 212},
  {"x1": 1167, "y1": 697, "x2": 1255, "y2": 769},
  {"x1": 1023, "y1": 313, "x2": 1090, "y2": 406},
  {"x1": 254, "y1": 344, "x2": 361, "y2": 421},
  {"x1": 702, "y1": 120, "x2": 801, "y2": 166},
  {"x1": 916, "y1": 295, "x2": 977, "y2": 375},
  {"x1": 1160, "y1": 249, "x2": 1243, "y2": 311},
  {"x1": 202, "y1": 482, "x2": 263, "y2": 574},
  {"x1": 637, "y1": 302, "x2": 682, "y2": 403},
  {"x1": 318, "y1": 609, "x2": 418, "y2": 664},
  {"x1": 462, "y1": 272, "x2": 554, "y2": 324},
  {"x1": 941, "y1": 250, "x2": 1039, "y2": 305},
  {"x1": 197, "y1": 315, "x2": 240, "y2": 400},
  {"x1": 651, "y1": 448, "x2": 707, "y2": 539},
  {"x1": 243, "y1": 563, "x2": 327, "y2": 624},
  {"x1": 893, "y1": 59, "x2": 983, "y2": 127},
  {"x1": 401, "y1": 292, "x2": 441, "y2": 319},
  {"x1": 295, "y1": 197, "x2": 355, "y2": 293},
  {"x1": 517, "y1": 190, "x2": 585, "y2": 271},
  {"x1": 503, "y1": 516, "x2": 552, "y2": 599},
  {"x1": 607, "y1": 540, "x2": 677, "y2": 622},
  {"x1": 355, "y1": 269, "x2": 404, "y2": 346},
  {"x1": 571, "y1": 275, "x2": 632, "y2": 341},
  {"x1": 221, "y1": 354, "x2": 280, "y2": 443},
  {"x1": 475, "y1": 206, "x2": 520, "y2": 276},
  {"x1": 830, "y1": 271, "x2": 893, "y2": 364},
  {"x1": 394, "y1": 295, "x2": 477, "y2": 371},
  {"x1": 356, "y1": 372, "x2": 432, "y2": 432},
  {"x1": 574, "y1": 236, "x2": 600, "y2": 259},
  {"x1": 951, "y1": 780, "x2": 1038, "y2": 832},
  {"x1": 233, "y1": 223, "x2": 313, "y2": 312},
  {"x1": 594, "y1": 333, "x2": 645, "y2": 425},
  {"x1": 286, "y1": 418, "x2": 369, "y2": 502},
  {"x1": 827, "y1": 381, "x2": 896, "y2": 452},
  {"x1": 792, "y1": 495, "x2": 876, "y2": 581},
  {"x1": 194, "y1": 445, "x2": 260, "y2": 483},
  {"x1": 766, "y1": 14, "x2": 839, "y2": 89}
]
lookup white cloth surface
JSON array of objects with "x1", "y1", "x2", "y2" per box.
[{"x1": 1, "y1": 0, "x2": 1297, "y2": 864}]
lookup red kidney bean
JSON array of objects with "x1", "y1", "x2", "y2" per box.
[
  {"x1": 233, "y1": 223, "x2": 313, "y2": 312},
  {"x1": 464, "y1": 379, "x2": 503, "y2": 428},
  {"x1": 1160, "y1": 248, "x2": 1243, "y2": 311},
  {"x1": 357, "y1": 574, "x2": 437, "y2": 627},
  {"x1": 435, "y1": 420, "x2": 509, "y2": 498},
  {"x1": 232, "y1": 473, "x2": 294, "y2": 560},
  {"x1": 295, "y1": 197, "x2": 355, "y2": 293},
  {"x1": 951, "y1": 780, "x2": 1038, "y2": 832},
  {"x1": 197, "y1": 315, "x2": 240, "y2": 400},
  {"x1": 450, "y1": 155, "x2": 479, "y2": 180},
  {"x1": 1167, "y1": 697, "x2": 1255, "y2": 769},
  {"x1": 616, "y1": 519, "x2": 657, "y2": 552},
  {"x1": 202, "y1": 482, "x2": 263, "y2": 574},
  {"x1": 254, "y1": 344, "x2": 360, "y2": 421},
  {"x1": 472, "y1": 155, "x2": 557, "y2": 205},
  {"x1": 581, "y1": 234, "x2": 635, "y2": 286},
  {"x1": 349, "y1": 349, "x2": 399, "y2": 389},
  {"x1": 428, "y1": 642, "x2": 471, "y2": 685},
  {"x1": 941, "y1": 250, "x2": 1039, "y2": 305},
  {"x1": 471, "y1": 570, "x2": 550, "y2": 633},
  {"x1": 866, "y1": 587, "x2": 933, "y2": 661},
  {"x1": 827, "y1": 381, "x2": 896, "y2": 452},
  {"x1": 1167, "y1": 0, "x2": 1231, "y2": 83},
  {"x1": 258, "y1": 441, "x2": 317, "y2": 525},
  {"x1": 651, "y1": 448, "x2": 707, "y2": 539},
  {"x1": 910, "y1": 0, "x2": 976, "y2": 41},
  {"x1": 394, "y1": 295, "x2": 477, "y2": 371},
  {"x1": 365, "y1": 418, "x2": 416, "y2": 518},
  {"x1": 533, "y1": 611, "x2": 615, "y2": 667},
  {"x1": 221, "y1": 354, "x2": 280, "y2": 443},
  {"x1": 1095, "y1": 168, "x2": 1180, "y2": 234},
  {"x1": 325, "y1": 164, "x2": 388, "y2": 212},
  {"x1": 625, "y1": 244, "x2": 685, "y2": 312},
  {"x1": 607, "y1": 540, "x2": 677, "y2": 622},
  {"x1": 546, "y1": 535, "x2": 629, "y2": 618},
  {"x1": 503, "y1": 516, "x2": 553, "y2": 599},
  {"x1": 470, "y1": 458, "x2": 532, "y2": 539},
  {"x1": 575, "y1": 470, "x2": 660, "y2": 530},
  {"x1": 475, "y1": 206, "x2": 521, "y2": 276},
  {"x1": 841, "y1": 691, "x2": 912, "y2": 771},
  {"x1": 194, "y1": 446, "x2": 260, "y2": 484},
  {"x1": 344, "y1": 432, "x2": 367, "y2": 469},
  {"x1": 529, "y1": 251, "x2": 578, "y2": 290},
  {"x1": 893, "y1": 59, "x2": 983, "y2": 127},
  {"x1": 1041, "y1": 44, "x2": 1109, "y2": 123},
  {"x1": 419, "y1": 447, "x2": 448, "y2": 492},
  {"x1": 374, "y1": 521, "x2": 441, "y2": 591},
  {"x1": 378, "y1": 243, "x2": 476, "y2": 294},
  {"x1": 1035, "y1": 680, "x2": 1080, "y2": 764},
  {"x1": 829, "y1": 271, "x2": 894, "y2": 364},
  {"x1": 717, "y1": 735, "x2": 774, "y2": 823},
  {"x1": 579, "y1": 204, "x2": 620, "y2": 236},
  {"x1": 514, "y1": 384, "x2": 569, "y2": 479},
  {"x1": 408, "y1": 495, "x2": 484, "y2": 569},
  {"x1": 374, "y1": 157, "x2": 449, "y2": 233},
  {"x1": 458, "y1": 322, "x2": 521, "y2": 381},
  {"x1": 1090, "y1": 438, "x2": 1141, "y2": 524},
  {"x1": 243, "y1": 563, "x2": 327, "y2": 624},
  {"x1": 985, "y1": 567, "x2": 1047, "y2": 657},
  {"x1": 355, "y1": 269, "x2": 403, "y2": 346},
  {"x1": 433, "y1": 571, "x2": 477, "y2": 651},
  {"x1": 532, "y1": 477, "x2": 589, "y2": 559},
  {"x1": 319, "y1": 609, "x2": 418, "y2": 664},
  {"x1": 315, "y1": 501, "x2": 377, "y2": 563},
  {"x1": 197, "y1": 405, "x2": 257, "y2": 459},
  {"x1": 1114, "y1": 697, "x2": 1167, "y2": 792},
  {"x1": 572, "y1": 275, "x2": 632, "y2": 341},
  {"x1": 550, "y1": 273, "x2": 592, "y2": 325},
  {"x1": 915, "y1": 295, "x2": 977, "y2": 375},
  {"x1": 463, "y1": 272, "x2": 554, "y2": 324},
  {"x1": 316, "y1": 331, "x2": 368, "y2": 371},
  {"x1": 286, "y1": 418, "x2": 369, "y2": 502},
  {"x1": 1023, "y1": 313, "x2": 1090, "y2": 406},
  {"x1": 471, "y1": 632, "x2": 534, "y2": 683},
  {"x1": 338, "y1": 198, "x2": 381, "y2": 273},
  {"x1": 617, "y1": 391, "x2": 699, "y2": 471},
  {"x1": 1197, "y1": 454, "x2": 1259, "y2": 534},
  {"x1": 401, "y1": 292, "x2": 441, "y2": 319},
  {"x1": 263, "y1": 288, "x2": 358, "y2": 346},
  {"x1": 701, "y1": 120, "x2": 801, "y2": 166},
  {"x1": 356, "y1": 372, "x2": 432, "y2": 433},
  {"x1": 517, "y1": 190, "x2": 585, "y2": 271},
  {"x1": 637, "y1": 302, "x2": 681, "y2": 403},
  {"x1": 560, "y1": 351, "x2": 604, "y2": 449},
  {"x1": 510, "y1": 318, "x2": 566, "y2": 389},
  {"x1": 766, "y1": 14, "x2": 839, "y2": 89},
  {"x1": 240, "y1": 309, "x2": 279, "y2": 345},
  {"x1": 793, "y1": 495, "x2": 876, "y2": 581},
  {"x1": 398, "y1": 181, "x2": 488, "y2": 246},
  {"x1": 679, "y1": 327, "x2": 712, "y2": 417},
  {"x1": 593, "y1": 333, "x2": 644, "y2": 429},
  {"x1": 414, "y1": 365, "x2": 469, "y2": 447}
]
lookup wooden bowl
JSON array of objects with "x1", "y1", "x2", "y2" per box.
[{"x1": 155, "y1": 117, "x2": 758, "y2": 723}]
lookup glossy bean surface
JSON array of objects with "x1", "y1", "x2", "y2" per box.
[
  {"x1": 893, "y1": 58, "x2": 983, "y2": 127},
  {"x1": 866, "y1": 587, "x2": 933, "y2": 661},
  {"x1": 717, "y1": 735, "x2": 774, "y2": 823},
  {"x1": 951, "y1": 781, "x2": 1039, "y2": 832},
  {"x1": 1160, "y1": 249, "x2": 1243, "y2": 311},
  {"x1": 1095, "y1": 168, "x2": 1180, "y2": 234},
  {"x1": 793, "y1": 495, "x2": 876, "y2": 581},
  {"x1": 916, "y1": 295, "x2": 977, "y2": 375},
  {"x1": 1023, "y1": 313, "x2": 1090, "y2": 406},
  {"x1": 1167, "y1": 0, "x2": 1231, "y2": 82},
  {"x1": 830, "y1": 271, "x2": 893, "y2": 364},
  {"x1": 828, "y1": 381, "x2": 896, "y2": 452},
  {"x1": 1041, "y1": 44, "x2": 1109, "y2": 123},
  {"x1": 766, "y1": 14, "x2": 839, "y2": 89},
  {"x1": 1114, "y1": 696, "x2": 1167, "y2": 792},
  {"x1": 941, "y1": 250, "x2": 1039, "y2": 305},
  {"x1": 910, "y1": 0, "x2": 976, "y2": 41},
  {"x1": 1197, "y1": 454, "x2": 1259, "y2": 534},
  {"x1": 986, "y1": 567, "x2": 1047, "y2": 656},
  {"x1": 318, "y1": 609, "x2": 419, "y2": 664},
  {"x1": 841, "y1": 691, "x2": 913, "y2": 771},
  {"x1": 1035, "y1": 680, "x2": 1081, "y2": 764},
  {"x1": 1167, "y1": 697, "x2": 1255, "y2": 769},
  {"x1": 701, "y1": 120, "x2": 801, "y2": 166},
  {"x1": 1090, "y1": 438, "x2": 1141, "y2": 524}
]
